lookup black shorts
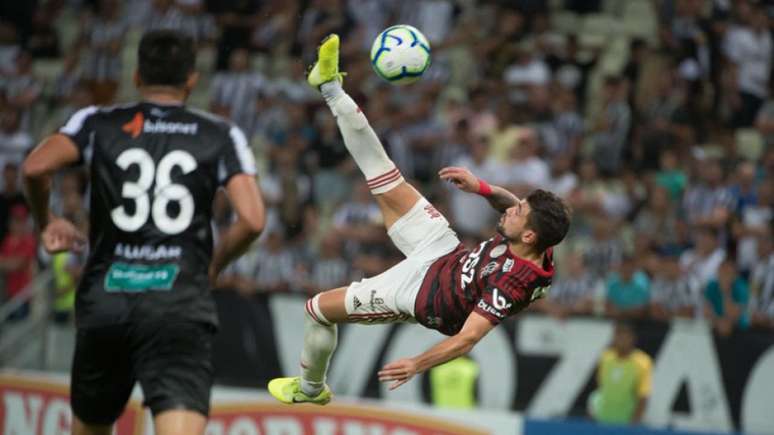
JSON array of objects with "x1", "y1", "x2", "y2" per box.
[{"x1": 71, "y1": 320, "x2": 216, "y2": 425}]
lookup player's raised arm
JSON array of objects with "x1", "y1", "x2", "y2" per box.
[
  {"x1": 377, "y1": 311, "x2": 495, "y2": 390},
  {"x1": 439, "y1": 166, "x2": 519, "y2": 212}
]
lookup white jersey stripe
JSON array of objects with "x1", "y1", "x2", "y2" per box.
[
  {"x1": 228, "y1": 125, "x2": 257, "y2": 176},
  {"x1": 60, "y1": 105, "x2": 99, "y2": 136}
]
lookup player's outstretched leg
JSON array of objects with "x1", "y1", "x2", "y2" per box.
[
  {"x1": 310, "y1": 34, "x2": 422, "y2": 229},
  {"x1": 268, "y1": 291, "x2": 344, "y2": 405}
]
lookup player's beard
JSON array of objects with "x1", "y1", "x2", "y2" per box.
[{"x1": 496, "y1": 216, "x2": 513, "y2": 242}]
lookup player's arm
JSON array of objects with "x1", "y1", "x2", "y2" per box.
[
  {"x1": 22, "y1": 134, "x2": 87, "y2": 253},
  {"x1": 439, "y1": 166, "x2": 518, "y2": 212},
  {"x1": 632, "y1": 353, "x2": 652, "y2": 424},
  {"x1": 378, "y1": 311, "x2": 495, "y2": 390},
  {"x1": 209, "y1": 174, "x2": 266, "y2": 284},
  {"x1": 22, "y1": 134, "x2": 80, "y2": 229}
]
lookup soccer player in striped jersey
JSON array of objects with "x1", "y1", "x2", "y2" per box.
[{"x1": 268, "y1": 34, "x2": 570, "y2": 405}]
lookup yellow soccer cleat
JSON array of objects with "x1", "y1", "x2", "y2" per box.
[
  {"x1": 268, "y1": 376, "x2": 333, "y2": 405},
  {"x1": 307, "y1": 34, "x2": 344, "y2": 88}
]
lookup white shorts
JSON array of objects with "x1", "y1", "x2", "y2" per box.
[{"x1": 344, "y1": 198, "x2": 460, "y2": 324}]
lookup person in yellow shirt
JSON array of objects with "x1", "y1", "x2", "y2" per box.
[
  {"x1": 429, "y1": 356, "x2": 479, "y2": 409},
  {"x1": 589, "y1": 321, "x2": 652, "y2": 425}
]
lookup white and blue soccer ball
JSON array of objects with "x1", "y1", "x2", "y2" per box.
[{"x1": 370, "y1": 25, "x2": 431, "y2": 85}]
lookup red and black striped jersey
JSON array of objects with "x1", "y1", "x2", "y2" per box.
[{"x1": 414, "y1": 234, "x2": 554, "y2": 336}]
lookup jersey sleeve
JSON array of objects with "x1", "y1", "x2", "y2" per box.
[
  {"x1": 218, "y1": 124, "x2": 257, "y2": 186},
  {"x1": 634, "y1": 351, "x2": 653, "y2": 397},
  {"x1": 59, "y1": 106, "x2": 100, "y2": 161}
]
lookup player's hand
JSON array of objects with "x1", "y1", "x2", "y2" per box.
[
  {"x1": 41, "y1": 217, "x2": 86, "y2": 254},
  {"x1": 378, "y1": 358, "x2": 418, "y2": 390},
  {"x1": 438, "y1": 166, "x2": 480, "y2": 193}
]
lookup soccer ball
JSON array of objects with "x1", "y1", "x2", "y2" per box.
[{"x1": 370, "y1": 25, "x2": 431, "y2": 85}]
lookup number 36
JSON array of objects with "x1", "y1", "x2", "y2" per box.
[{"x1": 111, "y1": 148, "x2": 197, "y2": 235}]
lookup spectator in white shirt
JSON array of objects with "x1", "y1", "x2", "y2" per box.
[
  {"x1": 297, "y1": 233, "x2": 351, "y2": 295},
  {"x1": 210, "y1": 47, "x2": 266, "y2": 138},
  {"x1": 590, "y1": 76, "x2": 632, "y2": 175},
  {"x1": 0, "y1": 109, "x2": 33, "y2": 178},
  {"x1": 446, "y1": 129, "x2": 504, "y2": 239},
  {"x1": 1, "y1": 49, "x2": 42, "y2": 131},
  {"x1": 750, "y1": 233, "x2": 774, "y2": 329},
  {"x1": 733, "y1": 178, "x2": 773, "y2": 274},
  {"x1": 501, "y1": 128, "x2": 550, "y2": 197},
  {"x1": 503, "y1": 41, "x2": 550, "y2": 104},
  {"x1": 332, "y1": 182, "x2": 386, "y2": 258},
  {"x1": 547, "y1": 154, "x2": 578, "y2": 199},
  {"x1": 231, "y1": 230, "x2": 298, "y2": 294},
  {"x1": 682, "y1": 158, "x2": 733, "y2": 230},
  {"x1": 146, "y1": 0, "x2": 215, "y2": 45},
  {"x1": 723, "y1": 1, "x2": 772, "y2": 127},
  {"x1": 78, "y1": 0, "x2": 127, "y2": 104},
  {"x1": 650, "y1": 256, "x2": 702, "y2": 321},
  {"x1": 535, "y1": 253, "x2": 602, "y2": 319},
  {"x1": 680, "y1": 228, "x2": 726, "y2": 291}
]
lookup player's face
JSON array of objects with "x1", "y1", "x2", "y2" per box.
[{"x1": 497, "y1": 199, "x2": 535, "y2": 244}]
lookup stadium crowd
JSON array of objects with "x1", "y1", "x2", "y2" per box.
[{"x1": 0, "y1": 0, "x2": 772, "y2": 337}]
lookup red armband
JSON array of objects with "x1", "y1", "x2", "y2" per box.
[{"x1": 477, "y1": 178, "x2": 493, "y2": 196}]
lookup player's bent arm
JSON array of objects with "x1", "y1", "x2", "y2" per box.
[
  {"x1": 209, "y1": 174, "x2": 266, "y2": 283},
  {"x1": 485, "y1": 184, "x2": 520, "y2": 213},
  {"x1": 22, "y1": 134, "x2": 81, "y2": 228},
  {"x1": 412, "y1": 311, "x2": 495, "y2": 374}
]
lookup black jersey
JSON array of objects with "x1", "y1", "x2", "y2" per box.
[{"x1": 59, "y1": 102, "x2": 256, "y2": 328}]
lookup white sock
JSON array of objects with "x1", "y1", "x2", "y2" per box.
[
  {"x1": 300, "y1": 295, "x2": 337, "y2": 397},
  {"x1": 320, "y1": 82, "x2": 404, "y2": 194}
]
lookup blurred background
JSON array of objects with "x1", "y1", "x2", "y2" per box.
[{"x1": 0, "y1": 0, "x2": 773, "y2": 434}]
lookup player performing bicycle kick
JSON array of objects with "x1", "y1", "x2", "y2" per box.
[{"x1": 268, "y1": 34, "x2": 571, "y2": 404}]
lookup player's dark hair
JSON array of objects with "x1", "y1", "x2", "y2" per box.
[
  {"x1": 525, "y1": 189, "x2": 571, "y2": 253},
  {"x1": 137, "y1": 30, "x2": 196, "y2": 87}
]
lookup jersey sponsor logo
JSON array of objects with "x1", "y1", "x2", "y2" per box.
[
  {"x1": 461, "y1": 240, "x2": 488, "y2": 290},
  {"x1": 503, "y1": 258, "x2": 515, "y2": 272},
  {"x1": 481, "y1": 261, "x2": 500, "y2": 277},
  {"x1": 114, "y1": 243, "x2": 182, "y2": 260},
  {"x1": 122, "y1": 112, "x2": 144, "y2": 138},
  {"x1": 477, "y1": 299, "x2": 506, "y2": 319},
  {"x1": 122, "y1": 112, "x2": 199, "y2": 138},
  {"x1": 144, "y1": 118, "x2": 198, "y2": 135},
  {"x1": 490, "y1": 244, "x2": 507, "y2": 258},
  {"x1": 104, "y1": 262, "x2": 180, "y2": 292},
  {"x1": 353, "y1": 296, "x2": 362, "y2": 310},
  {"x1": 492, "y1": 288, "x2": 512, "y2": 310}
]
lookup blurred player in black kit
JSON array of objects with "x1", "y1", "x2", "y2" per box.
[{"x1": 23, "y1": 30, "x2": 266, "y2": 435}]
